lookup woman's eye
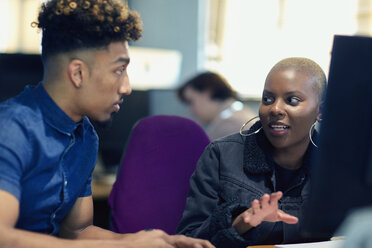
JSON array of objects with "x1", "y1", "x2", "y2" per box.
[
  {"x1": 287, "y1": 97, "x2": 301, "y2": 104},
  {"x1": 262, "y1": 96, "x2": 274, "y2": 104}
]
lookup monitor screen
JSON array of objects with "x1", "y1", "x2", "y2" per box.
[
  {"x1": 92, "y1": 90, "x2": 150, "y2": 168},
  {"x1": 302, "y1": 35, "x2": 372, "y2": 240},
  {"x1": 0, "y1": 53, "x2": 42, "y2": 102}
]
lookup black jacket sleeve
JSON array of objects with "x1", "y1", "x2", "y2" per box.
[{"x1": 176, "y1": 142, "x2": 273, "y2": 248}]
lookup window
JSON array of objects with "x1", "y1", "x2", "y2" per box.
[
  {"x1": 205, "y1": 0, "x2": 360, "y2": 98},
  {"x1": 0, "y1": 0, "x2": 41, "y2": 53}
]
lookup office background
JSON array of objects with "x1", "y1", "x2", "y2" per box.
[
  {"x1": 2, "y1": 0, "x2": 372, "y2": 97},
  {"x1": 1, "y1": 0, "x2": 372, "y2": 229}
]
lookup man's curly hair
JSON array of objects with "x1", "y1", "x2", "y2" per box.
[{"x1": 32, "y1": 0, "x2": 143, "y2": 60}]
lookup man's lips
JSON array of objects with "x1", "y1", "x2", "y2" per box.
[{"x1": 113, "y1": 99, "x2": 123, "y2": 112}]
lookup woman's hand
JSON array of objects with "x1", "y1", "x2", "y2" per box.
[{"x1": 232, "y1": 191, "x2": 298, "y2": 235}]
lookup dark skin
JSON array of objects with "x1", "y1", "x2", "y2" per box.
[{"x1": 232, "y1": 67, "x2": 321, "y2": 235}]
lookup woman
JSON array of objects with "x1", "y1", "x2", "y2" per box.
[
  {"x1": 177, "y1": 71, "x2": 256, "y2": 141},
  {"x1": 176, "y1": 57, "x2": 326, "y2": 247}
]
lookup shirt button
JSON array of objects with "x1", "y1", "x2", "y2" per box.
[
  {"x1": 51, "y1": 213, "x2": 56, "y2": 220},
  {"x1": 64, "y1": 180, "x2": 68, "y2": 186}
]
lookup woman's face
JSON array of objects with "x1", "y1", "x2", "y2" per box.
[
  {"x1": 183, "y1": 87, "x2": 218, "y2": 124},
  {"x1": 259, "y1": 68, "x2": 321, "y2": 150}
]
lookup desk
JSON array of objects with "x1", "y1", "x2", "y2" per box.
[
  {"x1": 247, "y1": 246, "x2": 274, "y2": 248},
  {"x1": 91, "y1": 180, "x2": 113, "y2": 199},
  {"x1": 91, "y1": 179, "x2": 114, "y2": 229},
  {"x1": 247, "y1": 239, "x2": 345, "y2": 248}
]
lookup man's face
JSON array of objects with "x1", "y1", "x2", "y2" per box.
[{"x1": 78, "y1": 41, "x2": 131, "y2": 122}]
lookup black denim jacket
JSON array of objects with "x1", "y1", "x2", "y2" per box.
[{"x1": 176, "y1": 122, "x2": 315, "y2": 248}]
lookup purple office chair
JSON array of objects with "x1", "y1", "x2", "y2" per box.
[{"x1": 108, "y1": 115, "x2": 210, "y2": 234}]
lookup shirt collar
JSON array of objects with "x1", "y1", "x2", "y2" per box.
[{"x1": 32, "y1": 83, "x2": 80, "y2": 135}]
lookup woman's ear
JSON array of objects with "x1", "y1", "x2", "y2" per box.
[
  {"x1": 317, "y1": 104, "x2": 322, "y2": 121},
  {"x1": 68, "y1": 59, "x2": 84, "y2": 88},
  {"x1": 317, "y1": 100, "x2": 323, "y2": 121}
]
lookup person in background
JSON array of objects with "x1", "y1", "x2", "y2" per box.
[
  {"x1": 177, "y1": 58, "x2": 326, "y2": 247},
  {"x1": 0, "y1": 1, "x2": 214, "y2": 248},
  {"x1": 177, "y1": 71, "x2": 256, "y2": 141}
]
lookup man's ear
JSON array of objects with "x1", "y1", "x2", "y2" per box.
[{"x1": 68, "y1": 59, "x2": 85, "y2": 88}]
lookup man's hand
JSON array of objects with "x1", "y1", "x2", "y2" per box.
[
  {"x1": 232, "y1": 191, "x2": 298, "y2": 235},
  {"x1": 121, "y1": 229, "x2": 215, "y2": 248}
]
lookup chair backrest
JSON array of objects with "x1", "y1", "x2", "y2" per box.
[{"x1": 108, "y1": 115, "x2": 210, "y2": 234}]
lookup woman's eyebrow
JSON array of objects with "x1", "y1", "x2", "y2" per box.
[
  {"x1": 284, "y1": 91, "x2": 303, "y2": 96},
  {"x1": 263, "y1": 90, "x2": 273, "y2": 94}
]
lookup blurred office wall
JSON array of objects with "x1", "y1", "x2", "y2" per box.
[{"x1": 128, "y1": 0, "x2": 207, "y2": 84}]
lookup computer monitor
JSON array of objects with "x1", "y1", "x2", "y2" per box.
[
  {"x1": 0, "y1": 53, "x2": 42, "y2": 102},
  {"x1": 302, "y1": 35, "x2": 372, "y2": 240},
  {"x1": 92, "y1": 90, "x2": 151, "y2": 168}
]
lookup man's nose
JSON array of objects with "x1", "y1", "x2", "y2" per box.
[{"x1": 120, "y1": 76, "x2": 132, "y2": 95}]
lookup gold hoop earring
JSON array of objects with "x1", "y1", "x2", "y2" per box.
[
  {"x1": 309, "y1": 120, "x2": 320, "y2": 148},
  {"x1": 240, "y1": 116, "x2": 262, "y2": 137}
]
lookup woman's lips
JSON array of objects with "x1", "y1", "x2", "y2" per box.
[{"x1": 268, "y1": 123, "x2": 290, "y2": 136}]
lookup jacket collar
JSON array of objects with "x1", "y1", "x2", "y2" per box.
[
  {"x1": 243, "y1": 121, "x2": 273, "y2": 174},
  {"x1": 243, "y1": 121, "x2": 316, "y2": 175}
]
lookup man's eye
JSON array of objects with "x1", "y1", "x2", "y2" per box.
[
  {"x1": 262, "y1": 96, "x2": 274, "y2": 104},
  {"x1": 115, "y1": 66, "x2": 125, "y2": 75}
]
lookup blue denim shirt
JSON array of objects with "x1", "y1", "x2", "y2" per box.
[{"x1": 0, "y1": 83, "x2": 98, "y2": 235}]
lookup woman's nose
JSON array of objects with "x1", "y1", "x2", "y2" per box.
[{"x1": 270, "y1": 99, "x2": 285, "y2": 116}]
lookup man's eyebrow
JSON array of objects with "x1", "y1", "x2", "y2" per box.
[{"x1": 112, "y1": 57, "x2": 130, "y2": 64}]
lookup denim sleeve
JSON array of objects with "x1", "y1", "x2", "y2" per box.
[
  {"x1": 79, "y1": 174, "x2": 92, "y2": 197},
  {"x1": 176, "y1": 142, "x2": 274, "y2": 248},
  {"x1": 209, "y1": 200, "x2": 275, "y2": 247},
  {"x1": 0, "y1": 119, "x2": 31, "y2": 200},
  {"x1": 0, "y1": 145, "x2": 23, "y2": 200},
  {"x1": 176, "y1": 143, "x2": 221, "y2": 238},
  {"x1": 175, "y1": 143, "x2": 248, "y2": 247}
]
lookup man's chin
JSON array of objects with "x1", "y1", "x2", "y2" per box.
[{"x1": 92, "y1": 112, "x2": 116, "y2": 130}]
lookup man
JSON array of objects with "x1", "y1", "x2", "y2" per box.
[{"x1": 0, "y1": 1, "x2": 214, "y2": 248}]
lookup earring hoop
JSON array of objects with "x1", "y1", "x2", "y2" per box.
[
  {"x1": 309, "y1": 120, "x2": 320, "y2": 148},
  {"x1": 240, "y1": 116, "x2": 262, "y2": 137}
]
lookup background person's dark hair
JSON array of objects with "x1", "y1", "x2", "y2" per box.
[
  {"x1": 178, "y1": 72, "x2": 237, "y2": 103},
  {"x1": 32, "y1": 0, "x2": 143, "y2": 61}
]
